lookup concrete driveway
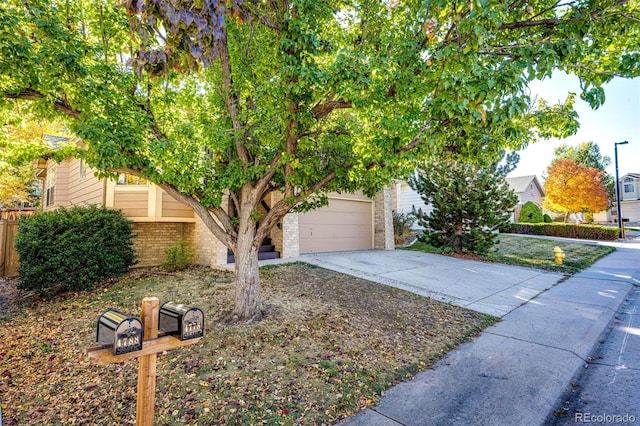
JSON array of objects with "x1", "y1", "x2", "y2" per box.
[{"x1": 295, "y1": 250, "x2": 565, "y2": 317}]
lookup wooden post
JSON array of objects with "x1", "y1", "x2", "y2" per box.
[
  {"x1": 86, "y1": 297, "x2": 202, "y2": 423},
  {"x1": 137, "y1": 297, "x2": 159, "y2": 426}
]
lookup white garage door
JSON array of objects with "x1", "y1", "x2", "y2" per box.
[
  {"x1": 621, "y1": 201, "x2": 640, "y2": 222},
  {"x1": 298, "y1": 198, "x2": 373, "y2": 253}
]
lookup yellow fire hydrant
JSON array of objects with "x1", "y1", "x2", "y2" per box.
[{"x1": 553, "y1": 246, "x2": 565, "y2": 265}]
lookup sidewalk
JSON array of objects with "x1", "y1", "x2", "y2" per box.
[{"x1": 336, "y1": 242, "x2": 640, "y2": 425}]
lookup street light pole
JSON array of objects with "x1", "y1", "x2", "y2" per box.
[{"x1": 614, "y1": 141, "x2": 629, "y2": 239}]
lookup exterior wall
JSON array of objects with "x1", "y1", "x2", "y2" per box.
[
  {"x1": 66, "y1": 159, "x2": 104, "y2": 206},
  {"x1": 270, "y1": 192, "x2": 300, "y2": 259},
  {"x1": 396, "y1": 182, "x2": 432, "y2": 230},
  {"x1": 131, "y1": 222, "x2": 195, "y2": 267},
  {"x1": 193, "y1": 214, "x2": 227, "y2": 267},
  {"x1": 518, "y1": 181, "x2": 544, "y2": 206},
  {"x1": 593, "y1": 210, "x2": 611, "y2": 223},
  {"x1": 280, "y1": 212, "x2": 300, "y2": 258},
  {"x1": 113, "y1": 189, "x2": 150, "y2": 217},
  {"x1": 374, "y1": 186, "x2": 394, "y2": 250},
  {"x1": 53, "y1": 159, "x2": 70, "y2": 207},
  {"x1": 621, "y1": 177, "x2": 640, "y2": 201},
  {"x1": 162, "y1": 192, "x2": 195, "y2": 219}
]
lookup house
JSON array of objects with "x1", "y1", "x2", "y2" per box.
[
  {"x1": 505, "y1": 175, "x2": 545, "y2": 222},
  {"x1": 391, "y1": 181, "x2": 431, "y2": 230},
  {"x1": 392, "y1": 175, "x2": 544, "y2": 228},
  {"x1": 35, "y1": 146, "x2": 394, "y2": 268},
  {"x1": 615, "y1": 173, "x2": 640, "y2": 223}
]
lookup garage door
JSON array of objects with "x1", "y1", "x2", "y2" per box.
[
  {"x1": 621, "y1": 201, "x2": 640, "y2": 222},
  {"x1": 298, "y1": 198, "x2": 373, "y2": 253}
]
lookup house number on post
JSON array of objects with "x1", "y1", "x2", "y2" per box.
[{"x1": 86, "y1": 297, "x2": 204, "y2": 426}]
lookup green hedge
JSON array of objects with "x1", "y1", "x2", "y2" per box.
[
  {"x1": 507, "y1": 222, "x2": 619, "y2": 240},
  {"x1": 15, "y1": 206, "x2": 136, "y2": 294}
]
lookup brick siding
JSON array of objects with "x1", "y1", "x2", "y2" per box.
[{"x1": 132, "y1": 222, "x2": 195, "y2": 267}]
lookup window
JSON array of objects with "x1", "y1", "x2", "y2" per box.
[
  {"x1": 116, "y1": 174, "x2": 148, "y2": 185},
  {"x1": 45, "y1": 166, "x2": 56, "y2": 207},
  {"x1": 623, "y1": 178, "x2": 635, "y2": 193}
]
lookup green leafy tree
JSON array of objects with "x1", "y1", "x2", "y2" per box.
[
  {"x1": 518, "y1": 201, "x2": 544, "y2": 223},
  {"x1": 552, "y1": 141, "x2": 615, "y2": 202},
  {"x1": 409, "y1": 152, "x2": 519, "y2": 255},
  {"x1": 1, "y1": 1, "x2": 638, "y2": 321},
  {"x1": 0, "y1": 114, "x2": 72, "y2": 207}
]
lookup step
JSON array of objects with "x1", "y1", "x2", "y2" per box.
[{"x1": 226, "y1": 250, "x2": 281, "y2": 264}]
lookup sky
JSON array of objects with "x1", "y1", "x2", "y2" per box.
[{"x1": 508, "y1": 72, "x2": 640, "y2": 180}]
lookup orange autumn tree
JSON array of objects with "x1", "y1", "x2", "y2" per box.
[{"x1": 543, "y1": 158, "x2": 610, "y2": 222}]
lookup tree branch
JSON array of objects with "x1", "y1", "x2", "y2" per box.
[
  {"x1": 5, "y1": 88, "x2": 81, "y2": 120},
  {"x1": 311, "y1": 95, "x2": 353, "y2": 120},
  {"x1": 217, "y1": 27, "x2": 251, "y2": 164}
]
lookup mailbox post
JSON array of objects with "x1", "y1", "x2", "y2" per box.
[{"x1": 86, "y1": 297, "x2": 203, "y2": 426}]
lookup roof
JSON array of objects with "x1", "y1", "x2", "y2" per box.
[
  {"x1": 620, "y1": 173, "x2": 640, "y2": 180},
  {"x1": 43, "y1": 134, "x2": 71, "y2": 149},
  {"x1": 505, "y1": 175, "x2": 544, "y2": 196}
]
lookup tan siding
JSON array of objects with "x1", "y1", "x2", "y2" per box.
[
  {"x1": 162, "y1": 193, "x2": 194, "y2": 219},
  {"x1": 298, "y1": 198, "x2": 373, "y2": 253},
  {"x1": 54, "y1": 159, "x2": 71, "y2": 207},
  {"x1": 114, "y1": 191, "x2": 149, "y2": 217},
  {"x1": 66, "y1": 159, "x2": 103, "y2": 205}
]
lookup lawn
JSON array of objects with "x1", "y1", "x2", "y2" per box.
[
  {"x1": 0, "y1": 264, "x2": 494, "y2": 425},
  {"x1": 405, "y1": 234, "x2": 615, "y2": 274}
]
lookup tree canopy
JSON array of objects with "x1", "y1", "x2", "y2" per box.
[
  {"x1": 552, "y1": 141, "x2": 615, "y2": 200},
  {"x1": 543, "y1": 158, "x2": 610, "y2": 221},
  {"x1": 2, "y1": 0, "x2": 639, "y2": 321}
]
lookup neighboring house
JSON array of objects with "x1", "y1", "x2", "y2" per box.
[
  {"x1": 615, "y1": 173, "x2": 640, "y2": 223},
  {"x1": 35, "y1": 143, "x2": 394, "y2": 268},
  {"x1": 391, "y1": 181, "x2": 432, "y2": 230},
  {"x1": 505, "y1": 175, "x2": 545, "y2": 222},
  {"x1": 393, "y1": 175, "x2": 543, "y2": 228}
]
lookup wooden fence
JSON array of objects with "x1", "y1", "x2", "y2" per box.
[{"x1": 0, "y1": 209, "x2": 37, "y2": 278}]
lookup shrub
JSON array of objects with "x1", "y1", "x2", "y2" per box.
[
  {"x1": 584, "y1": 212, "x2": 594, "y2": 223},
  {"x1": 162, "y1": 240, "x2": 194, "y2": 271},
  {"x1": 543, "y1": 214, "x2": 553, "y2": 223},
  {"x1": 507, "y1": 223, "x2": 618, "y2": 240},
  {"x1": 518, "y1": 201, "x2": 543, "y2": 223},
  {"x1": 15, "y1": 206, "x2": 136, "y2": 294},
  {"x1": 393, "y1": 211, "x2": 416, "y2": 237}
]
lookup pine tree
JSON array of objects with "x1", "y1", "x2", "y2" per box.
[{"x1": 409, "y1": 152, "x2": 519, "y2": 255}]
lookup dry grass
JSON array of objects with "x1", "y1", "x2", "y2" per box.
[{"x1": 0, "y1": 263, "x2": 493, "y2": 425}]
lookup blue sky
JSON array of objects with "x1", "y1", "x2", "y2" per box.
[{"x1": 509, "y1": 72, "x2": 640, "y2": 180}]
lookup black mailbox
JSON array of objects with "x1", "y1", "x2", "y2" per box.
[
  {"x1": 159, "y1": 302, "x2": 204, "y2": 340},
  {"x1": 97, "y1": 309, "x2": 144, "y2": 355}
]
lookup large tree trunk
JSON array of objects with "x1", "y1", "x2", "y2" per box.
[
  {"x1": 230, "y1": 195, "x2": 264, "y2": 323},
  {"x1": 231, "y1": 231, "x2": 263, "y2": 322}
]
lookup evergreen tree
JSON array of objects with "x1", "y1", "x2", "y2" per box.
[{"x1": 409, "y1": 152, "x2": 519, "y2": 255}]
